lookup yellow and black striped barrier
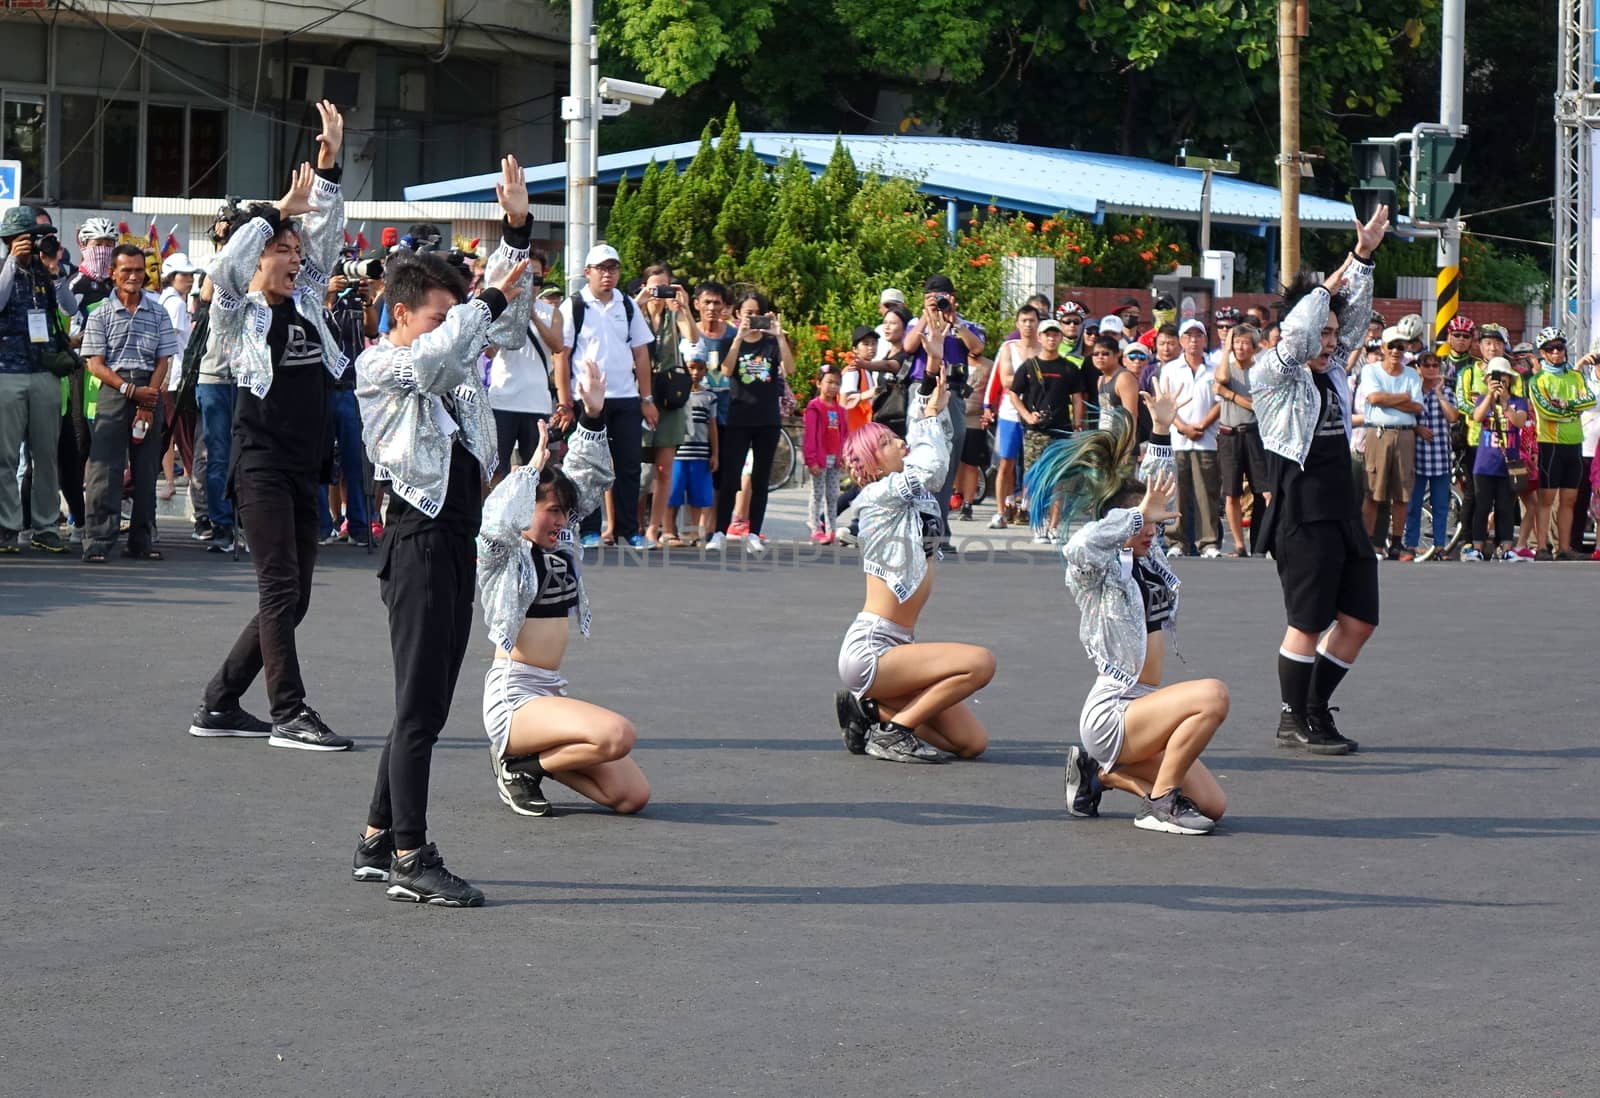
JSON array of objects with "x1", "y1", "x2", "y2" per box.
[{"x1": 1433, "y1": 264, "x2": 1460, "y2": 351}]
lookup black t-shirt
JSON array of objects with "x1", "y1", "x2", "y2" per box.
[
  {"x1": 1277, "y1": 368, "x2": 1354, "y2": 524},
  {"x1": 726, "y1": 333, "x2": 784, "y2": 428},
  {"x1": 1134, "y1": 557, "x2": 1174, "y2": 633},
  {"x1": 232, "y1": 299, "x2": 329, "y2": 478},
  {"x1": 386, "y1": 433, "x2": 485, "y2": 539},
  {"x1": 1011, "y1": 354, "x2": 1086, "y2": 432},
  {"x1": 70, "y1": 273, "x2": 114, "y2": 319}
]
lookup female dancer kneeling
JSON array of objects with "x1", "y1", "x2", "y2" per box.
[
  {"x1": 832, "y1": 361, "x2": 995, "y2": 763},
  {"x1": 1026, "y1": 388, "x2": 1229, "y2": 834},
  {"x1": 477, "y1": 359, "x2": 650, "y2": 817}
]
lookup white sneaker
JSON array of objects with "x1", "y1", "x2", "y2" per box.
[
  {"x1": 706, "y1": 532, "x2": 727, "y2": 551},
  {"x1": 1501, "y1": 549, "x2": 1526, "y2": 563},
  {"x1": 1046, "y1": 527, "x2": 1061, "y2": 543},
  {"x1": 744, "y1": 533, "x2": 767, "y2": 555},
  {"x1": 1461, "y1": 545, "x2": 1484, "y2": 561},
  {"x1": 988, "y1": 513, "x2": 1007, "y2": 530},
  {"x1": 1032, "y1": 529, "x2": 1050, "y2": 544},
  {"x1": 1201, "y1": 546, "x2": 1221, "y2": 559}
]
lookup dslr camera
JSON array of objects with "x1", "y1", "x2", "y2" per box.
[{"x1": 339, "y1": 256, "x2": 385, "y2": 280}]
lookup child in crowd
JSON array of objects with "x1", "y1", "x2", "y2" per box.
[
  {"x1": 665, "y1": 353, "x2": 719, "y2": 546},
  {"x1": 804, "y1": 366, "x2": 847, "y2": 543}
]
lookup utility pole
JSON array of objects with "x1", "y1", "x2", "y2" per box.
[
  {"x1": 561, "y1": 0, "x2": 594, "y2": 289},
  {"x1": 1432, "y1": 0, "x2": 1465, "y2": 350},
  {"x1": 1278, "y1": 0, "x2": 1304, "y2": 281}
]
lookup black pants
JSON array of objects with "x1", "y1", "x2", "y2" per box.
[
  {"x1": 1456, "y1": 444, "x2": 1477, "y2": 542},
  {"x1": 717, "y1": 423, "x2": 780, "y2": 534},
  {"x1": 83, "y1": 382, "x2": 163, "y2": 556},
  {"x1": 366, "y1": 527, "x2": 475, "y2": 850},
  {"x1": 204, "y1": 469, "x2": 320, "y2": 722},
  {"x1": 578, "y1": 397, "x2": 642, "y2": 540},
  {"x1": 1471, "y1": 473, "x2": 1515, "y2": 546},
  {"x1": 1573, "y1": 453, "x2": 1594, "y2": 551}
]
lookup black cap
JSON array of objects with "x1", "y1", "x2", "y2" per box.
[
  {"x1": 1118, "y1": 296, "x2": 1140, "y2": 310},
  {"x1": 923, "y1": 274, "x2": 956, "y2": 295},
  {"x1": 851, "y1": 324, "x2": 878, "y2": 347}
]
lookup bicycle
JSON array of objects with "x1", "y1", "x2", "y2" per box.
[{"x1": 768, "y1": 427, "x2": 797, "y2": 491}]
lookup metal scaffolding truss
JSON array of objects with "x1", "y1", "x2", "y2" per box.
[{"x1": 1554, "y1": 0, "x2": 1598, "y2": 348}]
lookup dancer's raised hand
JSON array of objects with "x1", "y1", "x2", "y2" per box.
[
  {"x1": 1140, "y1": 377, "x2": 1191, "y2": 432},
  {"x1": 576, "y1": 356, "x2": 605, "y2": 418},
  {"x1": 1139, "y1": 468, "x2": 1178, "y2": 526}
]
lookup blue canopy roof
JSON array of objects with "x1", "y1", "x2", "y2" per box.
[{"x1": 405, "y1": 133, "x2": 1358, "y2": 232}]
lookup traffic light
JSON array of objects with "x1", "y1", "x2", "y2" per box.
[
  {"x1": 1351, "y1": 140, "x2": 1399, "y2": 225},
  {"x1": 1414, "y1": 131, "x2": 1468, "y2": 222}
]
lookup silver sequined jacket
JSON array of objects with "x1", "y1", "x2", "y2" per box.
[
  {"x1": 354, "y1": 235, "x2": 535, "y2": 516},
  {"x1": 476, "y1": 420, "x2": 614, "y2": 651},
  {"x1": 1062, "y1": 441, "x2": 1178, "y2": 688},
  {"x1": 208, "y1": 170, "x2": 345, "y2": 398},
  {"x1": 857, "y1": 392, "x2": 954, "y2": 602},
  {"x1": 1251, "y1": 257, "x2": 1373, "y2": 465}
]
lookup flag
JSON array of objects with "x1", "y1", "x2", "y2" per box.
[
  {"x1": 117, "y1": 220, "x2": 131, "y2": 238},
  {"x1": 147, "y1": 218, "x2": 159, "y2": 249},
  {"x1": 162, "y1": 224, "x2": 180, "y2": 259},
  {"x1": 355, "y1": 223, "x2": 369, "y2": 252}
]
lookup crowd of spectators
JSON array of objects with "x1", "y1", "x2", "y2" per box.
[{"x1": 4, "y1": 207, "x2": 1597, "y2": 565}]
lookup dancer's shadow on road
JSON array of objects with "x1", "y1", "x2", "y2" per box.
[
  {"x1": 1226, "y1": 814, "x2": 1600, "y2": 840},
  {"x1": 1204, "y1": 752, "x2": 1561, "y2": 777},
  {"x1": 481, "y1": 879, "x2": 1532, "y2": 915},
  {"x1": 628, "y1": 800, "x2": 1062, "y2": 826}
]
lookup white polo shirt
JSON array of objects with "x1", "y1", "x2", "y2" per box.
[
  {"x1": 558, "y1": 286, "x2": 655, "y2": 400},
  {"x1": 1159, "y1": 356, "x2": 1220, "y2": 451}
]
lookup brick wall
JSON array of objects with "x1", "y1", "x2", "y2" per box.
[{"x1": 1057, "y1": 286, "x2": 1530, "y2": 344}]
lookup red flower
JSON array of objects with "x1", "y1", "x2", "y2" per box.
[
  {"x1": 924, "y1": 218, "x2": 939, "y2": 228},
  {"x1": 1112, "y1": 233, "x2": 1129, "y2": 243},
  {"x1": 1134, "y1": 228, "x2": 1145, "y2": 239},
  {"x1": 987, "y1": 205, "x2": 998, "y2": 214},
  {"x1": 1078, "y1": 256, "x2": 1092, "y2": 266},
  {"x1": 1042, "y1": 219, "x2": 1058, "y2": 231},
  {"x1": 1168, "y1": 243, "x2": 1180, "y2": 252},
  {"x1": 1140, "y1": 250, "x2": 1155, "y2": 262},
  {"x1": 1022, "y1": 220, "x2": 1036, "y2": 232}
]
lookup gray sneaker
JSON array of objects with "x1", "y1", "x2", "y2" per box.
[
  {"x1": 864, "y1": 723, "x2": 945, "y2": 764},
  {"x1": 1133, "y1": 788, "x2": 1215, "y2": 835},
  {"x1": 1064, "y1": 745, "x2": 1103, "y2": 818},
  {"x1": 834, "y1": 690, "x2": 869, "y2": 755}
]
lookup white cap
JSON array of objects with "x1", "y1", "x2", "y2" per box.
[
  {"x1": 1098, "y1": 315, "x2": 1125, "y2": 336},
  {"x1": 1178, "y1": 318, "x2": 1206, "y2": 338},
  {"x1": 1484, "y1": 356, "x2": 1517, "y2": 378},
  {"x1": 583, "y1": 243, "x2": 621, "y2": 267},
  {"x1": 879, "y1": 287, "x2": 906, "y2": 306},
  {"x1": 161, "y1": 252, "x2": 201, "y2": 278}
]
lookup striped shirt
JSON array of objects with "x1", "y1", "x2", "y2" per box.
[
  {"x1": 81, "y1": 290, "x2": 179, "y2": 376},
  {"x1": 676, "y1": 388, "x2": 717, "y2": 461},
  {"x1": 1414, "y1": 384, "x2": 1455, "y2": 478}
]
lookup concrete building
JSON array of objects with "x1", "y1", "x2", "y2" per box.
[{"x1": 1, "y1": 0, "x2": 566, "y2": 246}]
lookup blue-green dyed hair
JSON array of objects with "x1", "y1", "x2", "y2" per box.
[{"x1": 1022, "y1": 410, "x2": 1143, "y2": 534}]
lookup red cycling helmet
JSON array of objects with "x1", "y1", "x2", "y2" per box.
[{"x1": 1446, "y1": 314, "x2": 1476, "y2": 335}]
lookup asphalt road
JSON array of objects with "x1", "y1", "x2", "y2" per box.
[{"x1": 4, "y1": 529, "x2": 1595, "y2": 1098}]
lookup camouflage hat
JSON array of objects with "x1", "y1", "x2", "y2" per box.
[{"x1": 0, "y1": 206, "x2": 43, "y2": 239}]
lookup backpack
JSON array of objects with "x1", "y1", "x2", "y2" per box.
[
  {"x1": 175, "y1": 305, "x2": 211, "y2": 417},
  {"x1": 648, "y1": 309, "x2": 692, "y2": 411},
  {"x1": 568, "y1": 290, "x2": 635, "y2": 343}
]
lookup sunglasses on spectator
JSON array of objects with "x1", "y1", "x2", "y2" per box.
[
  {"x1": 1545, "y1": 343, "x2": 1567, "y2": 352},
  {"x1": 1385, "y1": 341, "x2": 1408, "y2": 350},
  {"x1": 1125, "y1": 352, "x2": 1148, "y2": 361}
]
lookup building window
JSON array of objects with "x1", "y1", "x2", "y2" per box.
[
  {"x1": 188, "y1": 109, "x2": 226, "y2": 195},
  {"x1": 1, "y1": 96, "x2": 46, "y2": 201},
  {"x1": 100, "y1": 100, "x2": 141, "y2": 205}
]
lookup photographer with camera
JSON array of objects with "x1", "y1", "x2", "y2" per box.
[
  {"x1": 904, "y1": 274, "x2": 986, "y2": 543},
  {"x1": 318, "y1": 265, "x2": 380, "y2": 545},
  {"x1": 0, "y1": 206, "x2": 77, "y2": 553},
  {"x1": 635, "y1": 265, "x2": 699, "y2": 548}
]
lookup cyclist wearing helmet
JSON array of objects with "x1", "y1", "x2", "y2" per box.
[
  {"x1": 1529, "y1": 326, "x2": 1598, "y2": 559},
  {"x1": 59, "y1": 217, "x2": 122, "y2": 538}
]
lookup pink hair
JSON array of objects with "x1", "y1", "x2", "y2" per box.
[{"x1": 843, "y1": 421, "x2": 896, "y2": 483}]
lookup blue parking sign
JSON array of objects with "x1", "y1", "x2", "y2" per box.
[{"x1": 0, "y1": 160, "x2": 21, "y2": 210}]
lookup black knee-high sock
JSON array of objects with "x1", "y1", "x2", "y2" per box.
[
  {"x1": 1306, "y1": 650, "x2": 1352, "y2": 711},
  {"x1": 1278, "y1": 648, "x2": 1315, "y2": 712}
]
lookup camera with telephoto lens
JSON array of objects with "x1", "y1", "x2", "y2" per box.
[
  {"x1": 27, "y1": 226, "x2": 60, "y2": 260},
  {"x1": 933, "y1": 295, "x2": 952, "y2": 313},
  {"x1": 339, "y1": 257, "x2": 384, "y2": 280}
]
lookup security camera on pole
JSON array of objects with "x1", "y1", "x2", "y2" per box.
[{"x1": 561, "y1": 5, "x2": 668, "y2": 293}]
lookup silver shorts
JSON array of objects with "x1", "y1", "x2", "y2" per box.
[
  {"x1": 1079, "y1": 676, "x2": 1155, "y2": 770},
  {"x1": 482, "y1": 658, "x2": 569, "y2": 760},
  {"x1": 837, "y1": 612, "x2": 915, "y2": 697}
]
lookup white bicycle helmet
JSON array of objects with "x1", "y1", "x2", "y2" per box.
[
  {"x1": 78, "y1": 217, "x2": 118, "y2": 245},
  {"x1": 1536, "y1": 325, "x2": 1566, "y2": 348}
]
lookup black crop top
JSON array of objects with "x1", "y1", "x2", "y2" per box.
[
  {"x1": 525, "y1": 546, "x2": 579, "y2": 619},
  {"x1": 1133, "y1": 557, "x2": 1173, "y2": 633}
]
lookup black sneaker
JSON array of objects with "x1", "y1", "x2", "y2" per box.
[
  {"x1": 1307, "y1": 705, "x2": 1359, "y2": 753},
  {"x1": 494, "y1": 748, "x2": 554, "y2": 817},
  {"x1": 864, "y1": 722, "x2": 945, "y2": 763},
  {"x1": 1275, "y1": 706, "x2": 1351, "y2": 756},
  {"x1": 353, "y1": 829, "x2": 394, "y2": 881},
  {"x1": 1134, "y1": 788, "x2": 1215, "y2": 835},
  {"x1": 834, "y1": 690, "x2": 869, "y2": 755},
  {"x1": 188, "y1": 703, "x2": 272, "y2": 739},
  {"x1": 1064, "y1": 745, "x2": 1103, "y2": 818},
  {"x1": 268, "y1": 705, "x2": 353, "y2": 752},
  {"x1": 30, "y1": 529, "x2": 67, "y2": 553},
  {"x1": 191, "y1": 517, "x2": 214, "y2": 541},
  {"x1": 207, "y1": 529, "x2": 234, "y2": 553},
  {"x1": 385, "y1": 843, "x2": 484, "y2": 907},
  {"x1": 959, "y1": 502, "x2": 973, "y2": 521}
]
